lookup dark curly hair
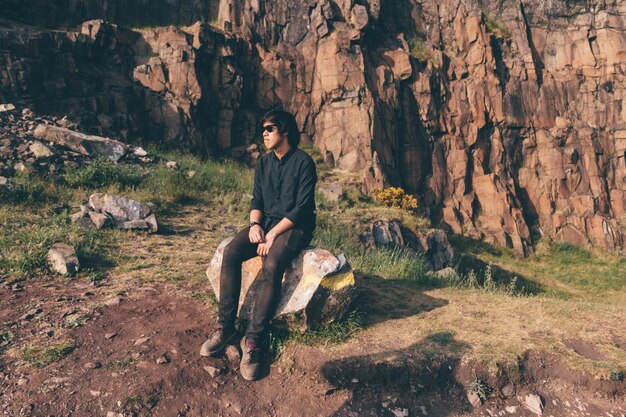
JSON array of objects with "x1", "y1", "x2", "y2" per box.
[{"x1": 261, "y1": 109, "x2": 300, "y2": 148}]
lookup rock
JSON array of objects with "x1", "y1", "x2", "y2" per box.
[
  {"x1": 502, "y1": 384, "x2": 515, "y2": 398},
  {"x1": 156, "y1": 355, "x2": 169, "y2": 364},
  {"x1": 83, "y1": 362, "x2": 101, "y2": 369},
  {"x1": 88, "y1": 194, "x2": 152, "y2": 226},
  {"x1": 390, "y1": 408, "x2": 409, "y2": 417},
  {"x1": 132, "y1": 147, "x2": 148, "y2": 157},
  {"x1": 104, "y1": 297, "x2": 121, "y2": 306},
  {"x1": 225, "y1": 345, "x2": 240, "y2": 369},
  {"x1": 14, "y1": 162, "x2": 29, "y2": 173},
  {"x1": 88, "y1": 212, "x2": 110, "y2": 229},
  {"x1": 47, "y1": 243, "x2": 79, "y2": 275},
  {"x1": 505, "y1": 405, "x2": 518, "y2": 414},
  {"x1": 523, "y1": 394, "x2": 544, "y2": 415},
  {"x1": 467, "y1": 390, "x2": 482, "y2": 408},
  {"x1": 121, "y1": 220, "x2": 149, "y2": 230},
  {"x1": 134, "y1": 337, "x2": 151, "y2": 346},
  {"x1": 360, "y1": 219, "x2": 404, "y2": 250},
  {"x1": 203, "y1": 365, "x2": 224, "y2": 377},
  {"x1": 29, "y1": 141, "x2": 54, "y2": 158},
  {"x1": 70, "y1": 211, "x2": 86, "y2": 223},
  {"x1": 166, "y1": 161, "x2": 178, "y2": 169},
  {"x1": 104, "y1": 332, "x2": 117, "y2": 339},
  {"x1": 145, "y1": 214, "x2": 158, "y2": 233},
  {"x1": 411, "y1": 229, "x2": 456, "y2": 271},
  {"x1": 0, "y1": 104, "x2": 16, "y2": 112},
  {"x1": 17, "y1": 377, "x2": 28, "y2": 386},
  {"x1": 33, "y1": 124, "x2": 127, "y2": 162},
  {"x1": 74, "y1": 216, "x2": 96, "y2": 229},
  {"x1": 207, "y1": 239, "x2": 355, "y2": 329}
]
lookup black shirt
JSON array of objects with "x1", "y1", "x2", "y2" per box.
[{"x1": 250, "y1": 147, "x2": 317, "y2": 234}]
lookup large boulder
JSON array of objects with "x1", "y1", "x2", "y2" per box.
[
  {"x1": 33, "y1": 124, "x2": 127, "y2": 162},
  {"x1": 206, "y1": 238, "x2": 355, "y2": 329}
]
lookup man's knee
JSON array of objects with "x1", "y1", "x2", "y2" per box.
[{"x1": 223, "y1": 241, "x2": 244, "y2": 263}]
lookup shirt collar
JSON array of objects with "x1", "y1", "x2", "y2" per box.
[{"x1": 272, "y1": 147, "x2": 296, "y2": 164}]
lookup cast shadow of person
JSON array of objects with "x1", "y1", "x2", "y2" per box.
[{"x1": 321, "y1": 332, "x2": 473, "y2": 417}]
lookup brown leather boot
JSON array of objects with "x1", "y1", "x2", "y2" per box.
[
  {"x1": 199, "y1": 326, "x2": 235, "y2": 357},
  {"x1": 239, "y1": 336, "x2": 261, "y2": 381}
]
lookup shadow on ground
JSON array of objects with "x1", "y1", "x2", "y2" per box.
[{"x1": 321, "y1": 333, "x2": 472, "y2": 417}]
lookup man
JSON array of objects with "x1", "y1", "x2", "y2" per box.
[{"x1": 200, "y1": 109, "x2": 317, "y2": 381}]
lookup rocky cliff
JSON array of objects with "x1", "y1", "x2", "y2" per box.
[{"x1": 1, "y1": 0, "x2": 624, "y2": 255}]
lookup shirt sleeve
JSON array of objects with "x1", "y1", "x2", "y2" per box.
[
  {"x1": 250, "y1": 159, "x2": 264, "y2": 211},
  {"x1": 285, "y1": 157, "x2": 317, "y2": 225}
]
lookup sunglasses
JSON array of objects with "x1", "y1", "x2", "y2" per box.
[{"x1": 262, "y1": 124, "x2": 279, "y2": 133}]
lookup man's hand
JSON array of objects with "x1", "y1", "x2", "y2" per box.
[
  {"x1": 248, "y1": 225, "x2": 265, "y2": 244},
  {"x1": 257, "y1": 232, "x2": 276, "y2": 257}
]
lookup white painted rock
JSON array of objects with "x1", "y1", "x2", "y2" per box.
[
  {"x1": 207, "y1": 238, "x2": 355, "y2": 329},
  {"x1": 47, "y1": 243, "x2": 79, "y2": 275}
]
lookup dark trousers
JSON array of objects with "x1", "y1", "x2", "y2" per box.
[{"x1": 217, "y1": 226, "x2": 312, "y2": 343}]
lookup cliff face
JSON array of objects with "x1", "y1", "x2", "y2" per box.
[{"x1": 1, "y1": 0, "x2": 625, "y2": 255}]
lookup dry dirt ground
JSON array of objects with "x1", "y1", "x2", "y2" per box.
[{"x1": 1, "y1": 206, "x2": 625, "y2": 417}]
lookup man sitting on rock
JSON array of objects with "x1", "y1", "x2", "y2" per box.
[{"x1": 200, "y1": 109, "x2": 317, "y2": 380}]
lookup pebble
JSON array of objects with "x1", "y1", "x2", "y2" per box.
[
  {"x1": 506, "y1": 405, "x2": 518, "y2": 414},
  {"x1": 17, "y1": 377, "x2": 28, "y2": 386},
  {"x1": 104, "y1": 332, "x2": 117, "y2": 339},
  {"x1": 523, "y1": 393, "x2": 544, "y2": 415},
  {"x1": 156, "y1": 355, "x2": 169, "y2": 364},
  {"x1": 203, "y1": 365, "x2": 224, "y2": 378},
  {"x1": 84, "y1": 362, "x2": 101, "y2": 369},
  {"x1": 104, "y1": 297, "x2": 121, "y2": 306},
  {"x1": 225, "y1": 345, "x2": 240, "y2": 369},
  {"x1": 166, "y1": 161, "x2": 178, "y2": 169},
  {"x1": 134, "y1": 337, "x2": 151, "y2": 346},
  {"x1": 390, "y1": 408, "x2": 409, "y2": 417}
]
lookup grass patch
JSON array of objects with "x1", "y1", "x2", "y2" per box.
[
  {"x1": 22, "y1": 342, "x2": 75, "y2": 368},
  {"x1": 0, "y1": 207, "x2": 116, "y2": 277},
  {"x1": 64, "y1": 161, "x2": 144, "y2": 189},
  {"x1": 482, "y1": 9, "x2": 511, "y2": 39},
  {"x1": 263, "y1": 311, "x2": 363, "y2": 360},
  {"x1": 406, "y1": 35, "x2": 437, "y2": 65}
]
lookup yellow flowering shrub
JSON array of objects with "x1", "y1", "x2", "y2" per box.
[{"x1": 373, "y1": 187, "x2": 418, "y2": 211}]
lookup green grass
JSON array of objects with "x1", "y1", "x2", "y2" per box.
[
  {"x1": 455, "y1": 237, "x2": 626, "y2": 300},
  {"x1": 313, "y1": 213, "x2": 426, "y2": 281},
  {"x1": 22, "y1": 342, "x2": 75, "y2": 368},
  {"x1": 482, "y1": 9, "x2": 511, "y2": 39},
  {"x1": 406, "y1": 35, "x2": 437, "y2": 65}
]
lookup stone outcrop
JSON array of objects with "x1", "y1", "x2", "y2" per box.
[
  {"x1": 1, "y1": 0, "x2": 625, "y2": 255},
  {"x1": 33, "y1": 124, "x2": 127, "y2": 162},
  {"x1": 206, "y1": 238, "x2": 355, "y2": 329},
  {"x1": 360, "y1": 219, "x2": 456, "y2": 271},
  {"x1": 71, "y1": 193, "x2": 158, "y2": 232}
]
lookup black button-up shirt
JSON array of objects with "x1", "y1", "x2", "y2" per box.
[{"x1": 250, "y1": 148, "x2": 317, "y2": 234}]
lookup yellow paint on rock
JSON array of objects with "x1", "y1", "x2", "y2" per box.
[{"x1": 320, "y1": 270, "x2": 355, "y2": 290}]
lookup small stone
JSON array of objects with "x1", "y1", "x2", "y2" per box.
[
  {"x1": 29, "y1": 141, "x2": 54, "y2": 158},
  {"x1": 145, "y1": 214, "x2": 158, "y2": 234},
  {"x1": 203, "y1": 365, "x2": 224, "y2": 377},
  {"x1": 419, "y1": 405, "x2": 428, "y2": 415},
  {"x1": 90, "y1": 390, "x2": 101, "y2": 397},
  {"x1": 47, "y1": 243, "x2": 79, "y2": 275},
  {"x1": 467, "y1": 390, "x2": 482, "y2": 408},
  {"x1": 133, "y1": 147, "x2": 148, "y2": 157},
  {"x1": 382, "y1": 401, "x2": 391, "y2": 408},
  {"x1": 166, "y1": 161, "x2": 177, "y2": 169},
  {"x1": 14, "y1": 162, "x2": 29, "y2": 173},
  {"x1": 187, "y1": 170, "x2": 196, "y2": 178},
  {"x1": 225, "y1": 345, "x2": 240, "y2": 369},
  {"x1": 84, "y1": 362, "x2": 101, "y2": 369},
  {"x1": 351, "y1": 378, "x2": 359, "y2": 384},
  {"x1": 104, "y1": 297, "x2": 121, "y2": 306},
  {"x1": 120, "y1": 219, "x2": 149, "y2": 230},
  {"x1": 502, "y1": 384, "x2": 515, "y2": 398},
  {"x1": 156, "y1": 355, "x2": 169, "y2": 364},
  {"x1": 88, "y1": 212, "x2": 109, "y2": 229},
  {"x1": 70, "y1": 211, "x2": 86, "y2": 223},
  {"x1": 134, "y1": 337, "x2": 151, "y2": 346},
  {"x1": 390, "y1": 408, "x2": 409, "y2": 417},
  {"x1": 74, "y1": 216, "x2": 96, "y2": 229},
  {"x1": 104, "y1": 332, "x2": 117, "y2": 339},
  {"x1": 505, "y1": 405, "x2": 518, "y2": 414},
  {"x1": 17, "y1": 377, "x2": 28, "y2": 386},
  {"x1": 0, "y1": 103, "x2": 16, "y2": 112},
  {"x1": 523, "y1": 394, "x2": 544, "y2": 415}
]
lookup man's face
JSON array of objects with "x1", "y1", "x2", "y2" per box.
[{"x1": 262, "y1": 122, "x2": 287, "y2": 150}]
